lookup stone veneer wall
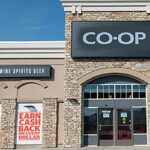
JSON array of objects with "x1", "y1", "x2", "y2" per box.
[
  {"x1": 42, "y1": 98, "x2": 57, "y2": 148},
  {"x1": 0, "y1": 99, "x2": 16, "y2": 149},
  {"x1": 0, "y1": 98, "x2": 58, "y2": 149},
  {"x1": 64, "y1": 12, "x2": 150, "y2": 147}
]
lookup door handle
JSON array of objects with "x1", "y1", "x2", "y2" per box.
[
  {"x1": 129, "y1": 125, "x2": 133, "y2": 131},
  {"x1": 98, "y1": 124, "x2": 102, "y2": 131}
]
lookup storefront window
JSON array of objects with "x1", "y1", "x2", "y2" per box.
[
  {"x1": 98, "y1": 85, "x2": 103, "y2": 98},
  {"x1": 109, "y1": 85, "x2": 114, "y2": 98},
  {"x1": 116, "y1": 85, "x2": 121, "y2": 98},
  {"x1": 133, "y1": 108, "x2": 147, "y2": 133},
  {"x1": 84, "y1": 85, "x2": 97, "y2": 99},
  {"x1": 84, "y1": 108, "x2": 97, "y2": 134},
  {"x1": 84, "y1": 84, "x2": 146, "y2": 99},
  {"x1": 84, "y1": 85, "x2": 90, "y2": 98},
  {"x1": 139, "y1": 85, "x2": 146, "y2": 98},
  {"x1": 133, "y1": 85, "x2": 139, "y2": 98},
  {"x1": 133, "y1": 85, "x2": 146, "y2": 98},
  {"x1": 127, "y1": 85, "x2": 132, "y2": 98}
]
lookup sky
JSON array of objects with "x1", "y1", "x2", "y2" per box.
[{"x1": 0, "y1": 0, "x2": 64, "y2": 41}]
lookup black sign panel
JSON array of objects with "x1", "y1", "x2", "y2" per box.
[
  {"x1": 72, "y1": 21, "x2": 150, "y2": 58},
  {"x1": 0, "y1": 65, "x2": 51, "y2": 78}
]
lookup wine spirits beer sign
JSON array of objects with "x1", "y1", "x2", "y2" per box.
[
  {"x1": 0, "y1": 65, "x2": 51, "y2": 78},
  {"x1": 71, "y1": 21, "x2": 150, "y2": 58}
]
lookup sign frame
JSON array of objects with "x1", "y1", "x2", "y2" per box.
[
  {"x1": 71, "y1": 21, "x2": 150, "y2": 58},
  {"x1": 0, "y1": 65, "x2": 51, "y2": 78}
]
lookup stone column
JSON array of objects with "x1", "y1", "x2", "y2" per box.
[
  {"x1": 42, "y1": 98, "x2": 57, "y2": 148},
  {"x1": 63, "y1": 12, "x2": 82, "y2": 148},
  {"x1": 0, "y1": 99, "x2": 16, "y2": 149},
  {"x1": 147, "y1": 85, "x2": 150, "y2": 145}
]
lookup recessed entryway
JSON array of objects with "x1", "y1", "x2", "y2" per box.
[{"x1": 83, "y1": 75, "x2": 147, "y2": 146}]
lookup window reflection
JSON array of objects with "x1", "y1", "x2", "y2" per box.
[
  {"x1": 127, "y1": 85, "x2": 132, "y2": 98},
  {"x1": 84, "y1": 85, "x2": 97, "y2": 99},
  {"x1": 84, "y1": 108, "x2": 97, "y2": 134},
  {"x1": 133, "y1": 85, "x2": 139, "y2": 98},
  {"x1": 117, "y1": 109, "x2": 132, "y2": 140},
  {"x1": 98, "y1": 85, "x2": 103, "y2": 98},
  {"x1": 133, "y1": 108, "x2": 147, "y2": 133},
  {"x1": 84, "y1": 84, "x2": 146, "y2": 99},
  {"x1": 116, "y1": 85, "x2": 121, "y2": 98},
  {"x1": 99, "y1": 109, "x2": 113, "y2": 140}
]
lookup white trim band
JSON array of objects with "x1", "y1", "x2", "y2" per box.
[
  {"x1": 0, "y1": 41, "x2": 65, "y2": 58},
  {"x1": 60, "y1": 1, "x2": 150, "y2": 14}
]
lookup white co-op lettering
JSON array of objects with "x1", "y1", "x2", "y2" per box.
[{"x1": 83, "y1": 32, "x2": 146, "y2": 45}]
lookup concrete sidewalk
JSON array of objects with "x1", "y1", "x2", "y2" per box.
[{"x1": 12, "y1": 146, "x2": 150, "y2": 150}]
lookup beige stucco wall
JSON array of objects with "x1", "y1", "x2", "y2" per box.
[
  {"x1": 0, "y1": 58, "x2": 64, "y2": 148},
  {"x1": 0, "y1": 59, "x2": 64, "y2": 101}
]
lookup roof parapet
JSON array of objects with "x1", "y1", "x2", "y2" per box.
[
  {"x1": 60, "y1": 0, "x2": 150, "y2": 14},
  {"x1": 0, "y1": 41, "x2": 65, "y2": 59}
]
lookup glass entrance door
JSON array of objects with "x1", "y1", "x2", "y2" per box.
[
  {"x1": 98, "y1": 108, "x2": 114, "y2": 146},
  {"x1": 116, "y1": 109, "x2": 133, "y2": 145},
  {"x1": 98, "y1": 108, "x2": 133, "y2": 146}
]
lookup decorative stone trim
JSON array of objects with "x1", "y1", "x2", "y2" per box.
[
  {"x1": 57, "y1": 98, "x2": 64, "y2": 103},
  {"x1": 15, "y1": 80, "x2": 48, "y2": 89},
  {"x1": 0, "y1": 82, "x2": 8, "y2": 89},
  {"x1": 0, "y1": 99, "x2": 16, "y2": 149},
  {"x1": 42, "y1": 98, "x2": 57, "y2": 148},
  {"x1": 77, "y1": 68, "x2": 150, "y2": 85}
]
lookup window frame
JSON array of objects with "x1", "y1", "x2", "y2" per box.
[{"x1": 84, "y1": 84, "x2": 146, "y2": 100}]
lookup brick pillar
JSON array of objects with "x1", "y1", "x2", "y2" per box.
[
  {"x1": 1, "y1": 99, "x2": 16, "y2": 149},
  {"x1": 42, "y1": 98, "x2": 57, "y2": 148}
]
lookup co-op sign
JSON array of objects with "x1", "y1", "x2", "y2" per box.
[{"x1": 71, "y1": 21, "x2": 150, "y2": 58}]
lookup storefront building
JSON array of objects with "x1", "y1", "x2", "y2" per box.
[
  {"x1": 1, "y1": 0, "x2": 150, "y2": 149},
  {"x1": 61, "y1": 0, "x2": 150, "y2": 148},
  {"x1": 0, "y1": 41, "x2": 65, "y2": 149}
]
